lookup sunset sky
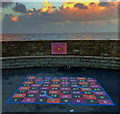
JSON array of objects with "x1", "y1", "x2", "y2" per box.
[{"x1": 2, "y1": 0, "x2": 119, "y2": 33}]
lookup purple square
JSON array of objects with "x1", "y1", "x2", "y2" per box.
[
  {"x1": 36, "y1": 94, "x2": 46, "y2": 98},
  {"x1": 70, "y1": 79, "x2": 78, "y2": 82},
  {"x1": 22, "y1": 98, "x2": 35, "y2": 103},
  {"x1": 90, "y1": 85, "x2": 100, "y2": 88},
  {"x1": 31, "y1": 84, "x2": 41, "y2": 87},
  {"x1": 27, "y1": 90, "x2": 39, "y2": 94},
  {"x1": 97, "y1": 99, "x2": 113, "y2": 105},
  {"x1": 35, "y1": 79, "x2": 43, "y2": 82},
  {"x1": 44, "y1": 77, "x2": 52, "y2": 79},
  {"x1": 94, "y1": 91, "x2": 106, "y2": 95},
  {"x1": 71, "y1": 91, "x2": 82, "y2": 95},
  {"x1": 72, "y1": 99, "x2": 85, "y2": 104},
  {"x1": 60, "y1": 82, "x2": 69, "y2": 85},
  {"x1": 40, "y1": 87, "x2": 50, "y2": 90},
  {"x1": 60, "y1": 87, "x2": 70, "y2": 91},
  {"x1": 60, "y1": 94, "x2": 72, "y2": 99},
  {"x1": 60, "y1": 77, "x2": 69, "y2": 80}
]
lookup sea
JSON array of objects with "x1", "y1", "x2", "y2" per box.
[{"x1": 1, "y1": 32, "x2": 118, "y2": 41}]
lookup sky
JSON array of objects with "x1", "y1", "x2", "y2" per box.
[{"x1": 1, "y1": 0, "x2": 119, "y2": 34}]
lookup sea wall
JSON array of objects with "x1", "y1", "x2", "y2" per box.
[
  {"x1": 2, "y1": 40, "x2": 120, "y2": 70},
  {"x1": 2, "y1": 40, "x2": 120, "y2": 57},
  {"x1": 2, "y1": 56, "x2": 120, "y2": 70}
]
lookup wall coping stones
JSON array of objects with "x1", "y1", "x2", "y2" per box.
[{"x1": 1, "y1": 55, "x2": 120, "y2": 61}]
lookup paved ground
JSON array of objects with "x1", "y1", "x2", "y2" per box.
[{"x1": 2, "y1": 67, "x2": 119, "y2": 113}]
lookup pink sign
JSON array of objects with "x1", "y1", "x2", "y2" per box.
[{"x1": 51, "y1": 43, "x2": 67, "y2": 54}]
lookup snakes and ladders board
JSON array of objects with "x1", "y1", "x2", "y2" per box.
[{"x1": 6, "y1": 76, "x2": 115, "y2": 105}]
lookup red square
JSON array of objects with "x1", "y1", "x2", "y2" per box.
[
  {"x1": 19, "y1": 87, "x2": 30, "y2": 90},
  {"x1": 83, "y1": 95, "x2": 96, "y2": 99},
  {"x1": 78, "y1": 82, "x2": 89, "y2": 85},
  {"x1": 50, "y1": 84, "x2": 60, "y2": 87},
  {"x1": 28, "y1": 77, "x2": 36, "y2": 79},
  {"x1": 13, "y1": 93, "x2": 26, "y2": 98},
  {"x1": 52, "y1": 79, "x2": 60, "y2": 82},
  {"x1": 51, "y1": 43, "x2": 67, "y2": 54},
  {"x1": 24, "y1": 81, "x2": 33, "y2": 84},
  {"x1": 47, "y1": 98, "x2": 60, "y2": 103}
]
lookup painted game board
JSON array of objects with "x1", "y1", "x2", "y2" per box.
[
  {"x1": 51, "y1": 43, "x2": 67, "y2": 54},
  {"x1": 6, "y1": 76, "x2": 115, "y2": 105}
]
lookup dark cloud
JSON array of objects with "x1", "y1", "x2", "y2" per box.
[
  {"x1": 74, "y1": 3, "x2": 88, "y2": 9},
  {"x1": 3, "y1": 14, "x2": 13, "y2": 22},
  {"x1": 3, "y1": 3, "x2": 117, "y2": 26},
  {"x1": 2, "y1": 2, "x2": 13, "y2": 8},
  {"x1": 17, "y1": 11, "x2": 66, "y2": 26},
  {"x1": 89, "y1": 2, "x2": 96, "y2": 6},
  {"x1": 13, "y1": 3, "x2": 27, "y2": 13},
  {"x1": 3, "y1": 5, "x2": 117, "y2": 28},
  {"x1": 98, "y1": 2, "x2": 114, "y2": 7}
]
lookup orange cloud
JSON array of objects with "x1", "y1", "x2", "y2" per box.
[
  {"x1": 8, "y1": 1, "x2": 118, "y2": 24},
  {"x1": 59, "y1": 2, "x2": 118, "y2": 21},
  {"x1": 11, "y1": 16, "x2": 18, "y2": 22}
]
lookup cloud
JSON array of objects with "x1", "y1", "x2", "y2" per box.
[
  {"x1": 2, "y1": 2, "x2": 118, "y2": 33},
  {"x1": 74, "y1": 3, "x2": 88, "y2": 9},
  {"x1": 98, "y1": 2, "x2": 115, "y2": 7},
  {"x1": 1, "y1": 2, "x2": 13, "y2": 8},
  {"x1": 3, "y1": 14, "x2": 13, "y2": 21},
  {"x1": 89, "y1": 2, "x2": 96, "y2": 6},
  {"x1": 3, "y1": 3, "x2": 118, "y2": 25},
  {"x1": 13, "y1": 3, "x2": 27, "y2": 13}
]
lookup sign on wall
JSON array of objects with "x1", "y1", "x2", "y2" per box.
[{"x1": 51, "y1": 43, "x2": 67, "y2": 54}]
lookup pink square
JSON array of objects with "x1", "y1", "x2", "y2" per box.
[
  {"x1": 90, "y1": 85, "x2": 100, "y2": 88},
  {"x1": 60, "y1": 94, "x2": 72, "y2": 99},
  {"x1": 35, "y1": 79, "x2": 43, "y2": 82},
  {"x1": 22, "y1": 98, "x2": 35, "y2": 103},
  {"x1": 60, "y1": 77, "x2": 69, "y2": 80},
  {"x1": 27, "y1": 90, "x2": 39, "y2": 94},
  {"x1": 60, "y1": 82, "x2": 69, "y2": 85},
  {"x1": 51, "y1": 43, "x2": 67, "y2": 54},
  {"x1": 97, "y1": 99, "x2": 113, "y2": 105}
]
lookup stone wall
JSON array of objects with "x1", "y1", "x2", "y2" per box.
[
  {"x1": 2, "y1": 40, "x2": 120, "y2": 70},
  {"x1": 2, "y1": 56, "x2": 120, "y2": 70},
  {"x1": 2, "y1": 40, "x2": 120, "y2": 57}
]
